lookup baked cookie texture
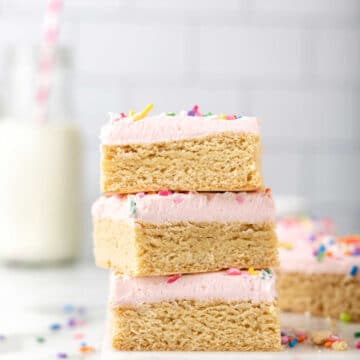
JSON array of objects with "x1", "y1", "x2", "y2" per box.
[
  {"x1": 101, "y1": 132, "x2": 262, "y2": 194},
  {"x1": 278, "y1": 272, "x2": 360, "y2": 322},
  {"x1": 92, "y1": 191, "x2": 277, "y2": 276},
  {"x1": 94, "y1": 220, "x2": 277, "y2": 276},
  {"x1": 277, "y1": 217, "x2": 360, "y2": 321},
  {"x1": 109, "y1": 270, "x2": 281, "y2": 352},
  {"x1": 112, "y1": 300, "x2": 281, "y2": 351}
]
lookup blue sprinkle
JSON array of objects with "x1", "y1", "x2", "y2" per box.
[
  {"x1": 289, "y1": 338, "x2": 298, "y2": 348},
  {"x1": 187, "y1": 110, "x2": 196, "y2": 116},
  {"x1": 50, "y1": 323, "x2": 61, "y2": 331},
  {"x1": 63, "y1": 304, "x2": 74, "y2": 313},
  {"x1": 57, "y1": 352, "x2": 67, "y2": 359},
  {"x1": 0, "y1": 335, "x2": 5, "y2": 341},
  {"x1": 237, "y1": 115, "x2": 242, "y2": 119},
  {"x1": 80, "y1": 341, "x2": 87, "y2": 347},
  {"x1": 350, "y1": 265, "x2": 358, "y2": 276},
  {"x1": 318, "y1": 244, "x2": 326, "y2": 253}
]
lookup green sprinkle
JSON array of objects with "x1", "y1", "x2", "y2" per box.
[
  {"x1": 166, "y1": 112, "x2": 176, "y2": 116},
  {"x1": 316, "y1": 251, "x2": 325, "y2": 262},
  {"x1": 265, "y1": 268, "x2": 271, "y2": 274},
  {"x1": 354, "y1": 331, "x2": 360, "y2": 338},
  {"x1": 205, "y1": 112, "x2": 213, "y2": 116},
  {"x1": 36, "y1": 337, "x2": 45, "y2": 343},
  {"x1": 340, "y1": 312, "x2": 351, "y2": 323}
]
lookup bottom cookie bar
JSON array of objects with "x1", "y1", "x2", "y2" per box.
[{"x1": 109, "y1": 270, "x2": 281, "y2": 351}]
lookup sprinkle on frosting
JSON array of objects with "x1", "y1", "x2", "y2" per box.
[
  {"x1": 248, "y1": 267, "x2": 260, "y2": 275},
  {"x1": 278, "y1": 217, "x2": 360, "y2": 274},
  {"x1": 133, "y1": 103, "x2": 154, "y2": 122},
  {"x1": 226, "y1": 268, "x2": 242, "y2": 276},
  {"x1": 166, "y1": 274, "x2": 181, "y2": 284}
]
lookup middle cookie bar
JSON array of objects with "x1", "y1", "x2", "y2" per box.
[{"x1": 92, "y1": 190, "x2": 278, "y2": 276}]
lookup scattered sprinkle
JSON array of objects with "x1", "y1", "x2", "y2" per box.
[
  {"x1": 288, "y1": 338, "x2": 298, "y2": 348},
  {"x1": 73, "y1": 333, "x2": 84, "y2": 340},
  {"x1": 281, "y1": 335, "x2": 289, "y2": 345},
  {"x1": 137, "y1": 192, "x2": 145, "y2": 198},
  {"x1": 79, "y1": 345, "x2": 95, "y2": 353},
  {"x1": 63, "y1": 304, "x2": 74, "y2": 313},
  {"x1": 226, "y1": 268, "x2": 241, "y2": 275},
  {"x1": 36, "y1": 337, "x2": 45, "y2": 343},
  {"x1": 166, "y1": 112, "x2": 176, "y2": 116},
  {"x1": 129, "y1": 109, "x2": 135, "y2": 116},
  {"x1": 167, "y1": 274, "x2": 181, "y2": 284},
  {"x1": 120, "y1": 112, "x2": 126, "y2": 118},
  {"x1": 0, "y1": 335, "x2": 5, "y2": 341},
  {"x1": 350, "y1": 265, "x2": 358, "y2": 276},
  {"x1": 80, "y1": 341, "x2": 87, "y2": 347},
  {"x1": 235, "y1": 195, "x2": 244, "y2": 204},
  {"x1": 67, "y1": 318, "x2": 77, "y2": 327},
  {"x1": 356, "y1": 341, "x2": 360, "y2": 349},
  {"x1": 339, "y1": 312, "x2": 351, "y2": 323},
  {"x1": 354, "y1": 331, "x2": 360, "y2": 338},
  {"x1": 158, "y1": 190, "x2": 172, "y2": 196},
  {"x1": 57, "y1": 352, "x2": 67, "y2": 358},
  {"x1": 49, "y1": 323, "x2": 61, "y2": 331}
]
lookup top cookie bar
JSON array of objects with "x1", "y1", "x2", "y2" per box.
[{"x1": 100, "y1": 105, "x2": 263, "y2": 194}]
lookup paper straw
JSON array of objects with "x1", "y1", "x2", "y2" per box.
[{"x1": 34, "y1": 0, "x2": 63, "y2": 123}]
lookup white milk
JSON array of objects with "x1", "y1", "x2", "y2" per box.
[{"x1": 0, "y1": 120, "x2": 82, "y2": 264}]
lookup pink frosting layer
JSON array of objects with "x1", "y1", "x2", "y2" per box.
[
  {"x1": 101, "y1": 114, "x2": 259, "y2": 145},
  {"x1": 92, "y1": 191, "x2": 275, "y2": 224},
  {"x1": 277, "y1": 218, "x2": 360, "y2": 275},
  {"x1": 110, "y1": 270, "x2": 276, "y2": 306}
]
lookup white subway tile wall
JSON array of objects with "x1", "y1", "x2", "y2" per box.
[{"x1": 0, "y1": 0, "x2": 359, "y2": 259}]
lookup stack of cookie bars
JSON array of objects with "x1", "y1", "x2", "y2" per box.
[{"x1": 92, "y1": 105, "x2": 281, "y2": 351}]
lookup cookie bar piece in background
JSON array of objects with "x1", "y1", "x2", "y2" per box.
[
  {"x1": 92, "y1": 190, "x2": 278, "y2": 276},
  {"x1": 277, "y1": 217, "x2": 360, "y2": 321}
]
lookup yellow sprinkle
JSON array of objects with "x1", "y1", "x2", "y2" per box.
[
  {"x1": 129, "y1": 109, "x2": 135, "y2": 116},
  {"x1": 248, "y1": 267, "x2": 259, "y2": 275},
  {"x1": 278, "y1": 242, "x2": 294, "y2": 250},
  {"x1": 220, "y1": 114, "x2": 226, "y2": 119},
  {"x1": 133, "y1": 103, "x2": 154, "y2": 122}
]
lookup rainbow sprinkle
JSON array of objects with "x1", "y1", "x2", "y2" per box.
[
  {"x1": 114, "y1": 104, "x2": 245, "y2": 122},
  {"x1": 167, "y1": 274, "x2": 181, "y2": 284}
]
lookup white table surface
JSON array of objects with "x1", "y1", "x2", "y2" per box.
[{"x1": 0, "y1": 264, "x2": 359, "y2": 360}]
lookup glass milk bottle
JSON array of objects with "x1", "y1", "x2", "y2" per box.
[{"x1": 0, "y1": 46, "x2": 82, "y2": 265}]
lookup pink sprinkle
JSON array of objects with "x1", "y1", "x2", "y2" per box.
[
  {"x1": 114, "y1": 194, "x2": 123, "y2": 199},
  {"x1": 167, "y1": 274, "x2": 181, "y2": 284},
  {"x1": 113, "y1": 118, "x2": 120, "y2": 122},
  {"x1": 120, "y1": 112, "x2": 126, "y2": 118},
  {"x1": 158, "y1": 190, "x2": 172, "y2": 196},
  {"x1": 235, "y1": 195, "x2": 244, "y2": 204},
  {"x1": 173, "y1": 196, "x2": 183, "y2": 205},
  {"x1": 328, "y1": 335, "x2": 340, "y2": 342},
  {"x1": 226, "y1": 268, "x2": 241, "y2": 275},
  {"x1": 356, "y1": 341, "x2": 360, "y2": 349},
  {"x1": 281, "y1": 336, "x2": 289, "y2": 345},
  {"x1": 73, "y1": 333, "x2": 84, "y2": 340},
  {"x1": 137, "y1": 192, "x2": 145, "y2": 198}
]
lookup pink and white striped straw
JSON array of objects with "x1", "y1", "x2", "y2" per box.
[{"x1": 34, "y1": 0, "x2": 63, "y2": 123}]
